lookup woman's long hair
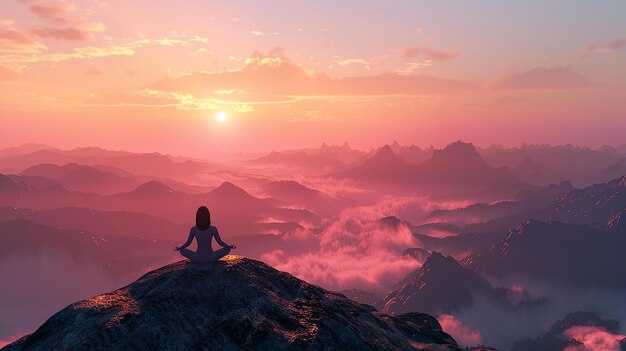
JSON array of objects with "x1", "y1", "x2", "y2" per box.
[{"x1": 196, "y1": 206, "x2": 211, "y2": 231}]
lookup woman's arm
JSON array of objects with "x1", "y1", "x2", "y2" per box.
[
  {"x1": 175, "y1": 229, "x2": 195, "y2": 251},
  {"x1": 214, "y1": 228, "x2": 235, "y2": 249}
]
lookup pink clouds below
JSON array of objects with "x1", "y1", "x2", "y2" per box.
[
  {"x1": 261, "y1": 200, "x2": 426, "y2": 292},
  {"x1": 438, "y1": 314, "x2": 482, "y2": 346},
  {"x1": 563, "y1": 326, "x2": 625, "y2": 351}
]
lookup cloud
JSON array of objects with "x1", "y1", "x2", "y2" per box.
[
  {"x1": 251, "y1": 31, "x2": 265, "y2": 36},
  {"x1": 155, "y1": 34, "x2": 208, "y2": 46},
  {"x1": 74, "y1": 45, "x2": 134, "y2": 57},
  {"x1": 150, "y1": 50, "x2": 476, "y2": 101},
  {"x1": 563, "y1": 326, "x2": 625, "y2": 351},
  {"x1": 0, "y1": 19, "x2": 14, "y2": 26},
  {"x1": 28, "y1": 2, "x2": 76, "y2": 22},
  {"x1": 583, "y1": 37, "x2": 626, "y2": 57},
  {"x1": 337, "y1": 58, "x2": 368, "y2": 66},
  {"x1": 438, "y1": 314, "x2": 483, "y2": 346},
  {"x1": 0, "y1": 64, "x2": 25, "y2": 81},
  {"x1": 259, "y1": 197, "x2": 435, "y2": 292},
  {"x1": 0, "y1": 30, "x2": 47, "y2": 53},
  {"x1": 234, "y1": 104, "x2": 254, "y2": 113},
  {"x1": 189, "y1": 48, "x2": 210, "y2": 57},
  {"x1": 13, "y1": 0, "x2": 107, "y2": 42},
  {"x1": 0, "y1": 44, "x2": 135, "y2": 63},
  {"x1": 493, "y1": 66, "x2": 591, "y2": 90},
  {"x1": 395, "y1": 61, "x2": 433, "y2": 75},
  {"x1": 401, "y1": 46, "x2": 457, "y2": 61},
  {"x1": 31, "y1": 27, "x2": 92, "y2": 40}
]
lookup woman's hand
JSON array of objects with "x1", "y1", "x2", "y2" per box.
[
  {"x1": 174, "y1": 246, "x2": 181, "y2": 251},
  {"x1": 229, "y1": 244, "x2": 237, "y2": 249}
]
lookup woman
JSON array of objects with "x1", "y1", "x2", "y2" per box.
[{"x1": 175, "y1": 206, "x2": 236, "y2": 262}]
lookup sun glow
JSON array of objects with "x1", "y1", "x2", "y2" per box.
[{"x1": 215, "y1": 111, "x2": 228, "y2": 123}]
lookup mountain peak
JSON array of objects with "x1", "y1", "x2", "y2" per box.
[
  {"x1": 209, "y1": 181, "x2": 253, "y2": 198},
  {"x1": 14, "y1": 256, "x2": 459, "y2": 350},
  {"x1": 426, "y1": 141, "x2": 488, "y2": 170},
  {"x1": 383, "y1": 252, "x2": 495, "y2": 315},
  {"x1": 128, "y1": 181, "x2": 174, "y2": 196},
  {"x1": 378, "y1": 216, "x2": 408, "y2": 230},
  {"x1": 367, "y1": 145, "x2": 402, "y2": 165}
]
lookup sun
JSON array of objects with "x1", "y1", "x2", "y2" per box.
[{"x1": 215, "y1": 111, "x2": 228, "y2": 123}]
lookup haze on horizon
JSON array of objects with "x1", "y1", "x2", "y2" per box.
[{"x1": 1, "y1": 0, "x2": 625, "y2": 156}]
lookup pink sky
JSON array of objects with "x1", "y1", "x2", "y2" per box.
[{"x1": 1, "y1": 0, "x2": 625, "y2": 156}]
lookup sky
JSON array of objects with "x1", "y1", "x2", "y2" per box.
[{"x1": 0, "y1": 0, "x2": 625, "y2": 157}]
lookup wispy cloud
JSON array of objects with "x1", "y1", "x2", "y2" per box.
[
  {"x1": 151, "y1": 50, "x2": 476, "y2": 101},
  {"x1": 401, "y1": 46, "x2": 457, "y2": 61},
  {"x1": 74, "y1": 45, "x2": 134, "y2": 57},
  {"x1": 583, "y1": 37, "x2": 626, "y2": 57},
  {"x1": 0, "y1": 29, "x2": 47, "y2": 53},
  {"x1": 20, "y1": 0, "x2": 107, "y2": 40},
  {"x1": 27, "y1": 1, "x2": 76, "y2": 23},
  {"x1": 188, "y1": 48, "x2": 210, "y2": 57},
  {"x1": 492, "y1": 66, "x2": 591, "y2": 90}
]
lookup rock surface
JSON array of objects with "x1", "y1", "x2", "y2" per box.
[{"x1": 4, "y1": 256, "x2": 460, "y2": 351}]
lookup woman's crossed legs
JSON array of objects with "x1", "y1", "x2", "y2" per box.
[{"x1": 180, "y1": 246, "x2": 231, "y2": 263}]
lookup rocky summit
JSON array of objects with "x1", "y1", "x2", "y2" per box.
[{"x1": 4, "y1": 256, "x2": 459, "y2": 351}]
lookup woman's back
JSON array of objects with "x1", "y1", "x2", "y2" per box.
[{"x1": 194, "y1": 226, "x2": 218, "y2": 254}]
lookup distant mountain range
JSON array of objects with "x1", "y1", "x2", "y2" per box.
[
  {"x1": 19, "y1": 163, "x2": 140, "y2": 194},
  {"x1": 0, "y1": 174, "x2": 317, "y2": 235},
  {"x1": 0, "y1": 206, "x2": 186, "y2": 240},
  {"x1": 0, "y1": 146, "x2": 215, "y2": 183},
  {"x1": 338, "y1": 141, "x2": 522, "y2": 191}
]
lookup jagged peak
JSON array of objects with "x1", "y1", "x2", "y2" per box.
[
  {"x1": 370, "y1": 144, "x2": 399, "y2": 162},
  {"x1": 421, "y1": 251, "x2": 463, "y2": 272},
  {"x1": 378, "y1": 216, "x2": 408, "y2": 230},
  {"x1": 430, "y1": 141, "x2": 483, "y2": 161}
]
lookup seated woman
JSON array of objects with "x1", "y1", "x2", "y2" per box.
[{"x1": 175, "y1": 206, "x2": 236, "y2": 262}]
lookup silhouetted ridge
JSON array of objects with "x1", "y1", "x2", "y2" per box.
[
  {"x1": 368, "y1": 145, "x2": 401, "y2": 166},
  {"x1": 11, "y1": 256, "x2": 460, "y2": 350},
  {"x1": 464, "y1": 219, "x2": 626, "y2": 288},
  {"x1": 264, "y1": 180, "x2": 320, "y2": 197},
  {"x1": 378, "y1": 216, "x2": 409, "y2": 230},
  {"x1": 383, "y1": 252, "x2": 499, "y2": 315},
  {"x1": 540, "y1": 174, "x2": 626, "y2": 224},
  {"x1": 209, "y1": 181, "x2": 254, "y2": 199},
  {"x1": 424, "y1": 141, "x2": 488, "y2": 171},
  {"x1": 0, "y1": 174, "x2": 29, "y2": 193},
  {"x1": 128, "y1": 180, "x2": 174, "y2": 196}
]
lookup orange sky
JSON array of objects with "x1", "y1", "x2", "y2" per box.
[{"x1": 1, "y1": 0, "x2": 625, "y2": 157}]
